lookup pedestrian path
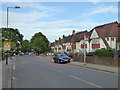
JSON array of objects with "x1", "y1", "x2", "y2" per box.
[
  {"x1": 0, "y1": 61, "x2": 2, "y2": 90},
  {"x1": 70, "y1": 61, "x2": 118, "y2": 74},
  {"x1": 2, "y1": 58, "x2": 13, "y2": 88}
]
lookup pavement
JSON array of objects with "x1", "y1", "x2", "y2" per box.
[
  {"x1": 0, "y1": 61, "x2": 2, "y2": 90},
  {"x1": 48, "y1": 56, "x2": 118, "y2": 74},
  {"x1": 70, "y1": 61, "x2": 118, "y2": 74},
  {"x1": 2, "y1": 57, "x2": 13, "y2": 89}
]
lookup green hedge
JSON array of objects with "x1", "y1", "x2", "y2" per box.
[
  {"x1": 54, "y1": 52, "x2": 61, "y2": 55},
  {"x1": 74, "y1": 52, "x2": 80, "y2": 55},
  {"x1": 94, "y1": 48, "x2": 115, "y2": 57}
]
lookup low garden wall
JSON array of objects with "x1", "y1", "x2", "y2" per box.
[{"x1": 73, "y1": 55, "x2": 119, "y2": 66}]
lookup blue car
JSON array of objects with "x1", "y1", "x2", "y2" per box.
[
  {"x1": 114, "y1": 50, "x2": 120, "y2": 55},
  {"x1": 53, "y1": 54, "x2": 71, "y2": 63}
]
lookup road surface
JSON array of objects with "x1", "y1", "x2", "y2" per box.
[{"x1": 12, "y1": 55, "x2": 118, "y2": 88}]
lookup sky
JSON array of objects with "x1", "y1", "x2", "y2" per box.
[{"x1": 0, "y1": 0, "x2": 118, "y2": 42}]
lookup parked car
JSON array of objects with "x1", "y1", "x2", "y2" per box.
[
  {"x1": 65, "y1": 53, "x2": 72, "y2": 58},
  {"x1": 114, "y1": 50, "x2": 120, "y2": 55},
  {"x1": 53, "y1": 54, "x2": 71, "y2": 63},
  {"x1": 19, "y1": 52, "x2": 24, "y2": 56},
  {"x1": 77, "y1": 52, "x2": 84, "y2": 56}
]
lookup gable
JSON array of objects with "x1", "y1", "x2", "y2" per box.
[{"x1": 90, "y1": 29, "x2": 99, "y2": 39}]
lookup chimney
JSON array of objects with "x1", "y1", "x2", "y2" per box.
[
  {"x1": 59, "y1": 37, "x2": 61, "y2": 40},
  {"x1": 63, "y1": 35, "x2": 65, "y2": 38},
  {"x1": 72, "y1": 30, "x2": 75, "y2": 35}
]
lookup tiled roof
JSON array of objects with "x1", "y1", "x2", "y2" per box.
[
  {"x1": 64, "y1": 35, "x2": 72, "y2": 43},
  {"x1": 74, "y1": 32, "x2": 82, "y2": 42},
  {"x1": 94, "y1": 21, "x2": 119, "y2": 38},
  {"x1": 50, "y1": 42, "x2": 55, "y2": 46},
  {"x1": 55, "y1": 40, "x2": 59, "y2": 45},
  {"x1": 73, "y1": 31, "x2": 88, "y2": 42}
]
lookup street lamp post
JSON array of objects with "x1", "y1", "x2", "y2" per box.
[
  {"x1": 7, "y1": 6, "x2": 20, "y2": 28},
  {"x1": 83, "y1": 33, "x2": 86, "y2": 65},
  {"x1": 5, "y1": 6, "x2": 20, "y2": 65}
]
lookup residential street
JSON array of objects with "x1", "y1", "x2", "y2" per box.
[{"x1": 12, "y1": 55, "x2": 118, "y2": 88}]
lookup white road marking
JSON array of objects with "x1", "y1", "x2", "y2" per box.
[
  {"x1": 50, "y1": 67, "x2": 62, "y2": 73},
  {"x1": 70, "y1": 75, "x2": 103, "y2": 88}
]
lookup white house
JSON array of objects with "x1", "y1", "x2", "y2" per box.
[{"x1": 90, "y1": 21, "x2": 119, "y2": 52}]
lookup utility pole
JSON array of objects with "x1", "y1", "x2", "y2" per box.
[{"x1": 83, "y1": 33, "x2": 86, "y2": 65}]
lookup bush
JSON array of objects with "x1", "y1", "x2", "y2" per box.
[
  {"x1": 94, "y1": 48, "x2": 115, "y2": 57},
  {"x1": 54, "y1": 52, "x2": 61, "y2": 55},
  {"x1": 74, "y1": 52, "x2": 79, "y2": 55},
  {"x1": 86, "y1": 52, "x2": 94, "y2": 56}
]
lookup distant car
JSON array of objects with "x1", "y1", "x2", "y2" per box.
[
  {"x1": 47, "y1": 53, "x2": 54, "y2": 55},
  {"x1": 114, "y1": 50, "x2": 120, "y2": 55},
  {"x1": 19, "y1": 52, "x2": 24, "y2": 56},
  {"x1": 53, "y1": 54, "x2": 71, "y2": 63},
  {"x1": 77, "y1": 52, "x2": 84, "y2": 56}
]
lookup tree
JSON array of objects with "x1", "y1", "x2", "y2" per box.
[
  {"x1": 1, "y1": 28, "x2": 24, "y2": 51},
  {"x1": 20, "y1": 40, "x2": 31, "y2": 52},
  {"x1": 30, "y1": 32, "x2": 50, "y2": 55}
]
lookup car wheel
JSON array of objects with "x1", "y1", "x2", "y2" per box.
[
  {"x1": 58, "y1": 60, "x2": 61, "y2": 64},
  {"x1": 54, "y1": 60, "x2": 57, "y2": 63},
  {"x1": 68, "y1": 60, "x2": 70, "y2": 63}
]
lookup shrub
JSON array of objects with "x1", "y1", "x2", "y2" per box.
[
  {"x1": 94, "y1": 48, "x2": 115, "y2": 57},
  {"x1": 54, "y1": 52, "x2": 61, "y2": 55},
  {"x1": 74, "y1": 52, "x2": 79, "y2": 55},
  {"x1": 86, "y1": 52, "x2": 94, "y2": 56}
]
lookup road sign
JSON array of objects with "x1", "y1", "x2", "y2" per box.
[{"x1": 4, "y1": 42, "x2": 11, "y2": 51}]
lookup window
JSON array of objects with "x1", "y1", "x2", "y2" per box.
[
  {"x1": 62, "y1": 43, "x2": 66, "y2": 46},
  {"x1": 80, "y1": 40, "x2": 84, "y2": 44},
  {"x1": 111, "y1": 37, "x2": 114, "y2": 41},
  {"x1": 107, "y1": 38, "x2": 109, "y2": 41},
  {"x1": 92, "y1": 38, "x2": 100, "y2": 44},
  {"x1": 72, "y1": 42, "x2": 76, "y2": 45}
]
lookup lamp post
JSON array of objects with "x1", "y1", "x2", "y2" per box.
[
  {"x1": 7, "y1": 6, "x2": 20, "y2": 28},
  {"x1": 5, "y1": 6, "x2": 20, "y2": 65},
  {"x1": 83, "y1": 33, "x2": 86, "y2": 65}
]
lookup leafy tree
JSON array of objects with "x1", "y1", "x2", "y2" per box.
[
  {"x1": 1, "y1": 28, "x2": 24, "y2": 51},
  {"x1": 30, "y1": 32, "x2": 50, "y2": 55},
  {"x1": 20, "y1": 40, "x2": 31, "y2": 52}
]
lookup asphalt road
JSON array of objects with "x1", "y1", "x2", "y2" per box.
[{"x1": 12, "y1": 55, "x2": 118, "y2": 88}]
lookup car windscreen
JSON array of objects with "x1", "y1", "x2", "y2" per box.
[{"x1": 58, "y1": 54, "x2": 67, "y2": 57}]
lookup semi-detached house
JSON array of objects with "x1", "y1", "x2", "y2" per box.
[
  {"x1": 90, "y1": 21, "x2": 119, "y2": 52},
  {"x1": 50, "y1": 21, "x2": 120, "y2": 53}
]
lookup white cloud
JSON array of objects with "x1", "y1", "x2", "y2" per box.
[
  {"x1": 1, "y1": 11, "x2": 49, "y2": 29},
  {"x1": 0, "y1": 8, "x2": 103, "y2": 42},
  {"x1": 0, "y1": 2, "x2": 115, "y2": 42},
  {"x1": 26, "y1": 28, "x2": 84, "y2": 42},
  {"x1": 83, "y1": 5, "x2": 117, "y2": 16}
]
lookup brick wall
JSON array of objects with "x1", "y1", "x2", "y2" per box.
[{"x1": 73, "y1": 55, "x2": 119, "y2": 66}]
